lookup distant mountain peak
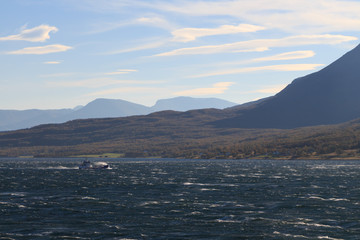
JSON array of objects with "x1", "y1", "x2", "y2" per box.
[{"x1": 0, "y1": 96, "x2": 239, "y2": 131}]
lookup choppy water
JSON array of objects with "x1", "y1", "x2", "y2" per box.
[{"x1": 1, "y1": 158, "x2": 360, "y2": 239}]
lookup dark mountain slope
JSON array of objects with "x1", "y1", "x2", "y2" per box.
[{"x1": 217, "y1": 44, "x2": 360, "y2": 129}]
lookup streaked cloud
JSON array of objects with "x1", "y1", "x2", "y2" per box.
[
  {"x1": 204, "y1": 50, "x2": 316, "y2": 69},
  {"x1": 136, "y1": 16, "x2": 173, "y2": 30},
  {"x1": 43, "y1": 61, "x2": 62, "y2": 64},
  {"x1": 0, "y1": 24, "x2": 58, "y2": 42},
  {"x1": 190, "y1": 64, "x2": 324, "y2": 78},
  {"x1": 153, "y1": 0, "x2": 360, "y2": 34},
  {"x1": 253, "y1": 51, "x2": 315, "y2": 62},
  {"x1": 156, "y1": 46, "x2": 268, "y2": 57},
  {"x1": 103, "y1": 38, "x2": 169, "y2": 55},
  {"x1": 105, "y1": 69, "x2": 138, "y2": 75},
  {"x1": 88, "y1": 15, "x2": 173, "y2": 35},
  {"x1": 174, "y1": 82, "x2": 235, "y2": 96},
  {"x1": 7, "y1": 44, "x2": 72, "y2": 55},
  {"x1": 157, "y1": 34, "x2": 357, "y2": 56},
  {"x1": 172, "y1": 23, "x2": 265, "y2": 42}
]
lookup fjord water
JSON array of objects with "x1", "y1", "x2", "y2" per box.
[{"x1": 1, "y1": 159, "x2": 360, "y2": 239}]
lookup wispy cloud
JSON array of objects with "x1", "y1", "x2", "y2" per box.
[
  {"x1": 172, "y1": 23, "x2": 265, "y2": 42},
  {"x1": 43, "y1": 61, "x2": 62, "y2": 64},
  {"x1": 0, "y1": 24, "x2": 58, "y2": 42},
  {"x1": 105, "y1": 69, "x2": 138, "y2": 75},
  {"x1": 153, "y1": 0, "x2": 360, "y2": 34},
  {"x1": 253, "y1": 51, "x2": 315, "y2": 62},
  {"x1": 88, "y1": 15, "x2": 174, "y2": 35},
  {"x1": 7, "y1": 44, "x2": 72, "y2": 55},
  {"x1": 103, "y1": 38, "x2": 169, "y2": 55},
  {"x1": 174, "y1": 82, "x2": 235, "y2": 96},
  {"x1": 156, "y1": 34, "x2": 357, "y2": 56},
  {"x1": 190, "y1": 64, "x2": 324, "y2": 78}
]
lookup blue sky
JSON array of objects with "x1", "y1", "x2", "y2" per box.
[{"x1": 1, "y1": 0, "x2": 360, "y2": 109}]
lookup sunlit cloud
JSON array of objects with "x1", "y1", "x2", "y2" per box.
[
  {"x1": 136, "y1": 16, "x2": 173, "y2": 30},
  {"x1": 153, "y1": 0, "x2": 360, "y2": 34},
  {"x1": 103, "y1": 38, "x2": 169, "y2": 55},
  {"x1": 172, "y1": 23, "x2": 265, "y2": 42},
  {"x1": 43, "y1": 61, "x2": 62, "y2": 64},
  {"x1": 190, "y1": 64, "x2": 324, "y2": 78},
  {"x1": 7, "y1": 44, "x2": 72, "y2": 55},
  {"x1": 0, "y1": 24, "x2": 58, "y2": 42},
  {"x1": 156, "y1": 46, "x2": 268, "y2": 57},
  {"x1": 105, "y1": 69, "x2": 138, "y2": 75},
  {"x1": 157, "y1": 34, "x2": 357, "y2": 56},
  {"x1": 253, "y1": 51, "x2": 315, "y2": 62},
  {"x1": 174, "y1": 82, "x2": 235, "y2": 96},
  {"x1": 88, "y1": 15, "x2": 173, "y2": 35}
]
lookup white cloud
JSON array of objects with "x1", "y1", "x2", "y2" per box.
[
  {"x1": 153, "y1": 0, "x2": 360, "y2": 34},
  {"x1": 88, "y1": 15, "x2": 173, "y2": 35},
  {"x1": 105, "y1": 69, "x2": 138, "y2": 75},
  {"x1": 103, "y1": 38, "x2": 169, "y2": 55},
  {"x1": 156, "y1": 46, "x2": 268, "y2": 57},
  {"x1": 136, "y1": 16, "x2": 173, "y2": 30},
  {"x1": 44, "y1": 61, "x2": 62, "y2": 64},
  {"x1": 172, "y1": 24, "x2": 265, "y2": 42},
  {"x1": 156, "y1": 34, "x2": 357, "y2": 56},
  {"x1": 253, "y1": 51, "x2": 315, "y2": 62},
  {"x1": 174, "y1": 82, "x2": 235, "y2": 96},
  {"x1": 190, "y1": 64, "x2": 324, "y2": 78},
  {"x1": 0, "y1": 24, "x2": 58, "y2": 42},
  {"x1": 7, "y1": 44, "x2": 72, "y2": 55}
]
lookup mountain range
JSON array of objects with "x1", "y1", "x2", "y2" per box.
[
  {"x1": 0, "y1": 97, "x2": 237, "y2": 131},
  {"x1": 1, "y1": 43, "x2": 360, "y2": 158}
]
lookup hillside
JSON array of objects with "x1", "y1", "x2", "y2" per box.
[
  {"x1": 1, "y1": 108, "x2": 360, "y2": 159},
  {"x1": 217, "y1": 44, "x2": 360, "y2": 129}
]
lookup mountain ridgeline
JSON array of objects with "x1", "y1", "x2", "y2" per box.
[
  {"x1": 0, "y1": 97, "x2": 237, "y2": 131},
  {"x1": 1, "y1": 44, "x2": 360, "y2": 158},
  {"x1": 217, "y1": 44, "x2": 360, "y2": 129}
]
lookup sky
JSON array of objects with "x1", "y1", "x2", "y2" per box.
[{"x1": 1, "y1": 0, "x2": 360, "y2": 110}]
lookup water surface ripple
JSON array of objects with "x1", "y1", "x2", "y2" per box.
[{"x1": 1, "y1": 158, "x2": 360, "y2": 239}]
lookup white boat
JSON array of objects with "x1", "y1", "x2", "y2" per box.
[{"x1": 78, "y1": 160, "x2": 109, "y2": 169}]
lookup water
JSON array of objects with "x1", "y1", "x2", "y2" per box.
[{"x1": 1, "y1": 158, "x2": 360, "y2": 239}]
